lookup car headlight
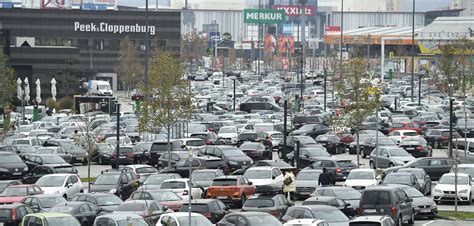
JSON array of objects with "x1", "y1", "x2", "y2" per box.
[
  {"x1": 0, "y1": 168, "x2": 9, "y2": 172},
  {"x1": 431, "y1": 203, "x2": 437, "y2": 208},
  {"x1": 434, "y1": 189, "x2": 442, "y2": 193},
  {"x1": 23, "y1": 167, "x2": 28, "y2": 171},
  {"x1": 229, "y1": 161, "x2": 238, "y2": 165},
  {"x1": 109, "y1": 188, "x2": 117, "y2": 194},
  {"x1": 459, "y1": 189, "x2": 469, "y2": 193}
]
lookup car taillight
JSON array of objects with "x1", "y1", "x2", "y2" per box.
[
  {"x1": 183, "y1": 190, "x2": 189, "y2": 196},
  {"x1": 416, "y1": 146, "x2": 425, "y2": 151},
  {"x1": 12, "y1": 208, "x2": 16, "y2": 221},
  {"x1": 401, "y1": 136, "x2": 406, "y2": 139},
  {"x1": 391, "y1": 206, "x2": 397, "y2": 217},
  {"x1": 204, "y1": 212, "x2": 212, "y2": 219},
  {"x1": 357, "y1": 208, "x2": 363, "y2": 215},
  {"x1": 441, "y1": 136, "x2": 449, "y2": 141},
  {"x1": 127, "y1": 153, "x2": 134, "y2": 158},
  {"x1": 205, "y1": 140, "x2": 212, "y2": 145},
  {"x1": 336, "y1": 168, "x2": 342, "y2": 173},
  {"x1": 270, "y1": 210, "x2": 280, "y2": 217},
  {"x1": 268, "y1": 135, "x2": 273, "y2": 141}
]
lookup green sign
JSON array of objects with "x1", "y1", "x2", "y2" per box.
[{"x1": 244, "y1": 9, "x2": 286, "y2": 24}]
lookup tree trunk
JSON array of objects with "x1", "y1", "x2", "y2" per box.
[
  {"x1": 167, "y1": 126, "x2": 171, "y2": 167},
  {"x1": 356, "y1": 129, "x2": 360, "y2": 167},
  {"x1": 87, "y1": 151, "x2": 91, "y2": 192}
]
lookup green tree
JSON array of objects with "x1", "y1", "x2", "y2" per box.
[
  {"x1": 335, "y1": 58, "x2": 381, "y2": 166},
  {"x1": 438, "y1": 43, "x2": 462, "y2": 93},
  {"x1": 139, "y1": 51, "x2": 193, "y2": 167},
  {"x1": 116, "y1": 36, "x2": 143, "y2": 92},
  {"x1": 0, "y1": 48, "x2": 16, "y2": 136},
  {"x1": 181, "y1": 32, "x2": 207, "y2": 71}
]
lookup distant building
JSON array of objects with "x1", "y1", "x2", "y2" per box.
[
  {"x1": 453, "y1": 0, "x2": 474, "y2": 16},
  {"x1": 424, "y1": 9, "x2": 463, "y2": 25}
]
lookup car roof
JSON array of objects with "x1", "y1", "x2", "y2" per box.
[
  {"x1": 304, "y1": 196, "x2": 337, "y2": 202},
  {"x1": 23, "y1": 212, "x2": 73, "y2": 219},
  {"x1": 385, "y1": 172, "x2": 414, "y2": 176},
  {"x1": 364, "y1": 185, "x2": 401, "y2": 191},
  {"x1": 458, "y1": 164, "x2": 474, "y2": 167},
  {"x1": 214, "y1": 175, "x2": 241, "y2": 179},
  {"x1": 246, "y1": 166, "x2": 274, "y2": 170},
  {"x1": 160, "y1": 212, "x2": 204, "y2": 217},
  {"x1": 96, "y1": 213, "x2": 144, "y2": 221},
  {"x1": 350, "y1": 169, "x2": 374, "y2": 172},
  {"x1": 0, "y1": 203, "x2": 26, "y2": 208},
  {"x1": 293, "y1": 205, "x2": 339, "y2": 211},
  {"x1": 55, "y1": 201, "x2": 86, "y2": 207},
  {"x1": 351, "y1": 216, "x2": 393, "y2": 222},
  {"x1": 183, "y1": 199, "x2": 216, "y2": 204},
  {"x1": 442, "y1": 173, "x2": 469, "y2": 177},
  {"x1": 7, "y1": 184, "x2": 38, "y2": 188},
  {"x1": 122, "y1": 200, "x2": 159, "y2": 205},
  {"x1": 163, "y1": 178, "x2": 189, "y2": 182}
]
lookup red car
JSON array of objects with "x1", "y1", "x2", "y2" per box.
[
  {"x1": 0, "y1": 184, "x2": 43, "y2": 204},
  {"x1": 388, "y1": 122, "x2": 423, "y2": 134}
]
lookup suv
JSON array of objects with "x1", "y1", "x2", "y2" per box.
[
  {"x1": 308, "y1": 158, "x2": 357, "y2": 181},
  {"x1": 89, "y1": 169, "x2": 139, "y2": 200},
  {"x1": 179, "y1": 199, "x2": 230, "y2": 223},
  {"x1": 159, "y1": 156, "x2": 229, "y2": 177},
  {"x1": 198, "y1": 146, "x2": 253, "y2": 172},
  {"x1": 359, "y1": 185, "x2": 415, "y2": 225},
  {"x1": 148, "y1": 140, "x2": 185, "y2": 166}
]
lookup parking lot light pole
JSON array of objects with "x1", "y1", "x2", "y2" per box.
[
  {"x1": 115, "y1": 103, "x2": 121, "y2": 169},
  {"x1": 323, "y1": 68, "x2": 327, "y2": 111},
  {"x1": 188, "y1": 147, "x2": 193, "y2": 224},
  {"x1": 233, "y1": 78, "x2": 236, "y2": 111},
  {"x1": 448, "y1": 84, "x2": 453, "y2": 158}
]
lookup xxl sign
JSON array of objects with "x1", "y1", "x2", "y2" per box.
[
  {"x1": 244, "y1": 9, "x2": 286, "y2": 24},
  {"x1": 272, "y1": 5, "x2": 315, "y2": 16},
  {"x1": 73, "y1": 22, "x2": 156, "y2": 35}
]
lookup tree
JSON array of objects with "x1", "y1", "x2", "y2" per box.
[
  {"x1": 48, "y1": 59, "x2": 84, "y2": 97},
  {"x1": 438, "y1": 43, "x2": 462, "y2": 93},
  {"x1": 73, "y1": 121, "x2": 97, "y2": 192},
  {"x1": 0, "y1": 47, "x2": 16, "y2": 136},
  {"x1": 139, "y1": 51, "x2": 193, "y2": 167},
  {"x1": 181, "y1": 32, "x2": 207, "y2": 71},
  {"x1": 116, "y1": 36, "x2": 143, "y2": 92},
  {"x1": 335, "y1": 58, "x2": 381, "y2": 166}
]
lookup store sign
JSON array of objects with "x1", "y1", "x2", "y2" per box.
[
  {"x1": 73, "y1": 22, "x2": 156, "y2": 35},
  {"x1": 325, "y1": 26, "x2": 341, "y2": 34},
  {"x1": 244, "y1": 9, "x2": 285, "y2": 24},
  {"x1": 272, "y1": 5, "x2": 315, "y2": 16}
]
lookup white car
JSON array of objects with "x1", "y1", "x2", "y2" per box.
[
  {"x1": 243, "y1": 166, "x2": 284, "y2": 187},
  {"x1": 344, "y1": 169, "x2": 378, "y2": 190},
  {"x1": 284, "y1": 219, "x2": 329, "y2": 226},
  {"x1": 156, "y1": 212, "x2": 212, "y2": 226},
  {"x1": 122, "y1": 164, "x2": 158, "y2": 183},
  {"x1": 35, "y1": 174, "x2": 83, "y2": 199},
  {"x1": 160, "y1": 179, "x2": 203, "y2": 201},
  {"x1": 433, "y1": 173, "x2": 474, "y2": 204},
  {"x1": 218, "y1": 126, "x2": 238, "y2": 144},
  {"x1": 388, "y1": 129, "x2": 419, "y2": 145}
]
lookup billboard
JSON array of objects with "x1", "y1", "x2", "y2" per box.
[
  {"x1": 72, "y1": 0, "x2": 117, "y2": 10},
  {"x1": 272, "y1": 5, "x2": 315, "y2": 16},
  {"x1": 41, "y1": 0, "x2": 66, "y2": 9},
  {"x1": 244, "y1": 9, "x2": 286, "y2": 24},
  {"x1": 0, "y1": 0, "x2": 21, "y2": 8}
]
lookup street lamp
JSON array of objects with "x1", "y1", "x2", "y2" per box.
[
  {"x1": 410, "y1": 0, "x2": 416, "y2": 102},
  {"x1": 115, "y1": 103, "x2": 121, "y2": 169},
  {"x1": 448, "y1": 83, "x2": 453, "y2": 158}
]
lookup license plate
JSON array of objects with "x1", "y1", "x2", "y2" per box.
[
  {"x1": 365, "y1": 209, "x2": 376, "y2": 213},
  {"x1": 421, "y1": 209, "x2": 431, "y2": 213},
  {"x1": 299, "y1": 192, "x2": 310, "y2": 195},
  {"x1": 406, "y1": 148, "x2": 414, "y2": 150},
  {"x1": 119, "y1": 156, "x2": 126, "y2": 159},
  {"x1": 12, "y1": 172, "x2": 21, "y2": 175},
  {"x1": 444, "y1": 194, "x2": 455, "y2": 197},
  {"x1": 216, "y1": 196, "x2": 228, "y2": 199}
]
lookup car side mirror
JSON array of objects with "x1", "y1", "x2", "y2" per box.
[
  {"x1": 224, "y1": 206, "x2": 230, "y2": 210},
  {"x1": 181, "y1": 145, "x2": 186, "y2": 149},
  {"x1": 345, "y1": 203, "x2": 352, "y2": 208},
  {"x1": 162, "y1": 206, "x2": 168, "y2": 211},
  {"x1": 66, "y1": 183, "x2": 73, "y2": 188},
  {"x1": 248, "y1": 182, "x2": 253, "y2": 185},
  {"x1": 407, "y1": 198, "x2": 413, "y2": 202},
  {"x1": 272, "y1": 176, "x2": 276, "y2": 180},
  {"x1": 376, "y1": 175, "x2": 382, "y2": 180}
]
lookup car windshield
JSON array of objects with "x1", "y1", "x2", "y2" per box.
[
  {"x1": 338, "y1": 161, "x2": 356, "y2": 168},
  {"x1": 94, "y1": 174, "x2": 120, "y2": 185},
  {"x1": 116, "y1": 203, "x2": 146, "y2": 211},
  {"x1": 49, "y1": 205, "x2": 75, "y2": 213},
  {"x1": 458, "y1": 167, "x2": 474, "y2": 177},
  {"x1": 457, "y1": 120, "x2": 474, "y2": 127},
  {"x1": 46, "y1": 217, "x2": 79, "y2": 225},
  {"x1": 297, "y1": 171, "x2": 322, "y2": 180},
  {"x1": 96, "y1": 195, "x2": 123, "y2": 206},
  {"x1": 244, "y1": 170, "x2": 271, "y2": 179},
  {"x1": 334, "y1": 189, "x2": 362, "y2": 200},
  {"x1": 221, "y1": 149, "x2": 246, "y2": 157},
  {"x1": 0, "y1": 154, "x2": 23, "y2": 164},
  {"x1": 439, "y1": 175, "x2": 469, "y2": 185},
  {"x1": 388, "y1": 149, "x2": 410, "y2": 156},
  {"x1": 135, "y1": 167, "x2": 158, "y2": 174},
  {"x1": 42, "y1": 155, "x2": 66, "y2": 164},
  {"x1": 180, "y1": 204, "x2": 209, "y2": 212},
  {"x1": 402, "y1": 187, "x2": 424, "y2": 198},
  {"x1": 379, "y1": 138, "x2": 396, "y2": 145},
  {"x1": 403, "y1": 132, "x2": 418, "y2": 136},
  {"x1": 186, "y1": 140, "x2": 206, "y2": 146},
  {"x1": 36, "y1": 176, "x2": 66, "y2": 187},
  {"x1": 193, "y1": 172, "x2": 217, "y2": 181},
  {"x1": 362, "y1": 191, "x2": 392, "y2": 205},
  {"x1": 296, "y1": 136, "x2": 317, "y2": 144},
  {"x1": 39, "y1": 196, "x2": 67, "y2": 208},
  {"x1": 400, "y1": 140, "x2": 423, "y2": 145},
  {"x1": 211, "y1": 179, "x2": 237, "y2": 186},
  {"x1": 0, "y1": 187, "x2": 27, "y2": 196},
  {"x1": 244, "y1": 198, "x2": 274, "y2": 207},
  {"x1": 144, "y1": 175, "x2": 172, "y2": 185},
  {"x1": 347, "y1": 171, "x2": 374, "y2": 180},
  {"x1": 37, "y1": 148, "x2": 55, "y2": 154},
  {"x1": 219, "y1": 127, "x2": 236, "y2": 133},
  {"x1": 303, "y1": 148, "x2": 330, "y2": 157},
  {"x1": 314, "y1": 209, "x2": 349, "y2": 222},
  {"x1": 161, "y1": 181, "x2": 186, "y2": 189},
  {"x1": 177, "y1": 216, "x2": 212, "y2": 226},
  {"x1": 246, "y1": 215, "x2": 283, "y2": 226},
  {"x1": 150, "y1": 191, "x2": 181, "y2": 201},
  {"x1": 398, "y1": 169, "x2": 423, "y2": 179},
  {"x1": 383, "y1": 175, "x2": 411, "y2": 185},
  {"x1": 117, "y1": 218, "x2": 148, "y2": 226}
]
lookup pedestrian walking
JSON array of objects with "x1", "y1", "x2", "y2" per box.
[
  {"x1": 318, "y1": 168, "x2": 334, "y2": 187},
  {"x1": 283, "y1": 169, "x2": 296, "y2": 202}
]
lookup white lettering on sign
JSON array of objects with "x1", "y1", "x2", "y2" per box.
[
  {"x1": 247, "y1": 12, "x2": 283, "y2": 20},
  {"x1": 272, "y1": 5, "x2": 315, "y2": 16},
  {"x1": 74, "y1": 22, "x2": 156, "y2": 35}
]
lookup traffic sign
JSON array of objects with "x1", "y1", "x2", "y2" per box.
[
  {"x1": 209, "y1": 32, "x2": 220, "y2": 41},
  {"x1": 244, "y1": 9, "x2": 286, "y2": 24}
]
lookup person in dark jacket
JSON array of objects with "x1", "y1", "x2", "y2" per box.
[{"x1": 318, "y1": 168, "x2": 334, "y2": 187}]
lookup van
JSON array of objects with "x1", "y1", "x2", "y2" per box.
[
  {"x1": 88, "y1": 80, "x2": 113, "y2": 96},
  {"x1": 359, "y1": 185, "x2": 415, "y2": 225}
]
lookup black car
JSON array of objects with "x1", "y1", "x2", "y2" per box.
[
  {"x1": 148, "y1": 140, "x2": 185, "y2": 166},
  {"x1": 0, "y1": 180, "x2": 22, "y2": 193},
  {"x1": 302, "y1": 196, "x2": 356, "y2": 217},
  {"x1": 190, "y1": 132, "x2": 219, "y2": 145},
  {"x1": 156, "y1": 151, "x2": 190, "y2": 170},
  {"x1": 22, "y1": 165, "x2": 78, "y2": 184},
  {"x1": 24, "y1": 154, "x2": 72, "y2": 171},
  {"x1": 281, "y1": 205, "x2": 350, "y2": 224},
  {"x1": 360, "y1": 137, "x2": 397, "y2": 158},
  {"x1": 0, "y1": 203, "x2": 34, "y2": 226},
  {"x1": 232, "y1": 160, "x2": 294, "y2": 175},
  {"x1": 110, "y1": 146, "x2": 148, "y2": 168},
  {"x1": 89, "y1": 169, "x2": 140, "y2": 200},
  {"x1": 239, "y1": 142, "x2": 272, "y2": 161},
  {"x1": 49, "y1": 201, "x2": 100, "y2": 226},
  {"x1": 311, "y1": 186, "x2": 362, "y2": 211},
  {"x1": 397, "y1": 168, "x2": 432, "y2": 196},
  {"x1": 292, "y1": 115, "x2": 326, "y2": 130},
  {"x1": 315, "y1": 133, "x2": 346, "y2": 154},
  {"x1": 394, "y1": 157, "x2": 454, "y2": 181},
  {"x1": 94, "y1": 143, "x2": 115, "y2": 165},
  {"x1": 217, "y1": 212, "x2": 283, "y2": 226},
  {"x1": 399, "y1": 137, "x2": 432, "y2": 158},
  {"x1": 242, "y1": 193, "x2": 292, "y2": 220},
  {"x1": 308, "y1": 158, "x2": 358, "y2": 181},
  {"x1": 198, "y1": 146, "x2": 253, "y2": 172},
  {"x1": 69, "y1": 193, "x2": 123, "y2": 213},
  {"x1": 455, "y1": 119, "x2": 474, "y2": 138},
  {"x1": 277, "y1": 135, "x2": 324, "y2": 161},
  {"x1": 286, "y1": 147, "x2": 331, "y2": 169},
  {"x1": 348, "y1": 134, "x2": 374, "y2": 154},
  {"x1": 159, "y1": 156, "x2": 229, "y2": 178},
  {"x1": 424, "y1": 129, "x2": 461, "y2": 148},
  {"x1": 179, "y1": 199, "x2": 230, "y2": 223},
  {"x1": 0, "y1": 152, "x2": 29, "y2": 180},
  {"x1": 21, "y1": 194, "x2": 67, "y2": 212},
  {"x1": 291, "y1": 123, "x2": 331, "y2": 139},
  {"x1": 236, "y1": 132, "x2": 272, "y2": 148}
]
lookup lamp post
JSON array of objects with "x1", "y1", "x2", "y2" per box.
[
  {"x1": 144, "y1": 0, "x2": 149, "y2": 96},
  {"x1": 410, "y1": 0, "x2": 416, "y2": 102},
  {"x1": 448, "y1": 83, "x2": 453, "y2": 158},
  {"x1": 299, "y1": 0, "x2": 307, "y2": 111},
  {"x1": 187, "y1": 147, "x2": 193, "y2": 225},
  {"x1": 115, "y1": 103, "x2": 121, "y2": 169}
]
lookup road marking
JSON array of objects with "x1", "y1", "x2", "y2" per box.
[{"x1": 422, "y1": 220, "x2": 435, "y2": 226}]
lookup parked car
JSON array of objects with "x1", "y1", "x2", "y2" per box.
[
  {"x1": 159, "y1": 156, "x2": 229, "y2": 177},
  {"x1": 349, "y1": 216, "x2": 395, "y2": 226},
  {"x1": 190, "y1": 132, "x2": 219, "y2": 145},
  {"x1": 121, "y1": 164, "x2": 158, "y2": 183},
  {"x1": 206, "y1": 176, "x2": 256, "y2": 207},
  {"x1": 281, "y1": 205, "x2": 349, "y2": 226},
  {"x1": 315, "y1": 133, "x2": 346, "y2": 154},
  {"x1": 156, "y1": 151, "x2": 190, "y2": 170},
  {"x1": 387, "y1": 130, "x2": 419, "y2": 145},
  {"x1": 243, "y1": 166, "x2": 284, "y2": 187},
  {"x1": 360, "y1": 137, "x2": 398, "y2": 158},
  {"x1": 308, "y1": 158, "x2": 357, "y2": 181},
  {"x1": 369, "y1": 147, "x2": 415, "y2": 169},
  {"x1": 149, "y1": 140, "x2": 186, "y2": 166},
  {"x1": 179, "y1": 199, "x2": 230, "y2": 223},
  {"x1": 302, "y1": 196, "x2": 356, "y2": 218},
  {"x1": 191, "y1": 169, "x2": 225, "y2": 189},
  {"x1": 0, "y1": 152, "x2": 29, "y2": 180},
  {"x1": 20, "y1": 212, "x2": 81, "y2": 226},
  {"x1": 93, "y1": 213, "x2": 148, "y2": 226},
  {"x1": 239, "y1": 142, "x2": 272, "y2": 161},
  {"x1": 396, "y1": 185, "x2": 438, "y2": 219},
  {"x1": 138, "y1": 174, "x2": 182, "y2": 191},
  {"x1": 284, "y1": 219, "x2": 329, "y2": 226},
  {"x1": 396, "y1": 157, "x2": 454, "y2": 181},
  {"x1": 113, "y1": 200, "x2": 166, "y2": 225},
  {"x1": 35, "y1": 174, "x2": 83, "y2": 199},
  {"x1": 233, "y1": 160, "x2": 294, "y2": 175},
  {"x1": 157, "y1": 212, "x2": 212, "y2": 226},
  {"x1": 242, "y1": 193, "x2": 292, "y2": 220},
  {"x1": 388, "y1": 122, "x2": 422, "y2": 134},
  {"x1": 0, "y1": 203, "x2": 35, "y2": 226},
  {"x1": 278, "y1": 135, "x2": 324, "y2": 161},
  {"x1": 359, "y1": 185, "x2": 415, "y2": 225},
  {"x1": 22, "y1": 165, "x2": 78, "y2": 184},
  {"x1": 397, "y1": 168, "x2": 432, "y2": 196},
  {"x1": 295, "y1": 169, "x2": 322, "y2": 198},
  {"x1": 344, "y1": 169, "x2": 378, "y2": 190},
  {"x1": 198, "y1": 146, "x2": 253, "y2": 172},
  {"x1": 292, "y1": 124, "x2": 331, "y2": 139},
  {"x1": 217, "y1": 212, "x2": 283, "y2": 226},
  {"x1": 49, "y1": 201, "x2": 100, "y2": 226},
  {"x1": 24, "y1": 154, "x2": 72, "y2": 171},
  {"x1": 160, "y1": 178, "x2": 203, "y2": 201},
  {"x1": 89, "y1": 169, "x2": 139, "y2": 200},
  {"x1": 0, "y1": 184, "x2": 44, "y2": 204},
  {"x1": 0, "y1": 180, "x2": 22, "y2": 193},
  {"x1": 129, "y1": 190, "x2": 184, "y2": 212},
  {"x1": 381, "y1": 172, "x2": 421, "y2": 192},
  {"x1": 287, "y1": 147, "x2": 331, "y2": 169},
  {"x1": 424, "y1": 129, "x2": 460, "y2": 148},
  {"x1": 433, "y1": 173, "x2": 474, "y2": 204},
  {"x1": 398, "y1": 137, "x2": 432, "y2": 157},
  {"x1": 69, "y1": 193, "x2": 123, "y2": 213}
]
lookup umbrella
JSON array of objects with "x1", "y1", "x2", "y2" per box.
[
  {"x1": 17, "y1": 78, "x2": 22, "y2": 100},
  {"x1": 51, "y1": 78, "x2": 57, "y2": 102},
  {"x1": 35, "y1": 79, "x2": 41, "y2": 104},
  {"x1": 24, "y1": 77, "x2": 30, "y2": 102}
]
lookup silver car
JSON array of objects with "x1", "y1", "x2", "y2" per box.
[
  {"x1": 369, "y1": 147, "x2": 415, "y2": 169},
  {"x1": 295, "y1": 169, "x2": 323, "y2": 198}
]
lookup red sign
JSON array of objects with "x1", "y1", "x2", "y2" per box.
[
  {"x1": 272, "y1": 5, "x2": 315, "y2": 16},
  {"x1": 325, "y1": 26, "x2": 341, "y2": 34}
]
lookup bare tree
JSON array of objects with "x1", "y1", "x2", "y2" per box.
[{"x1": 116, "y1": 36, "x2": 144, "y2": 93}]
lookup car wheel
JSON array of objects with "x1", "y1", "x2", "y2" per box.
[
  {"x1": 468, "y1": 193, "x2": 472, "y2": 205},
  {"x1": 369, "y1": 161, "x2": 375, "y2": 169},
  {"x1": 157, "y1": 164, "x2": 164, "y2": 170},
  {"x1": 408, "y1": 211, "x2": 415, "y2": 224},
  {"x1": 81, "y1": 221, "x2": 88, "y2": 226},
  {"x1": 278, "y1": 150, "x2": 283, "y2": 159},
  {"x1": 98, "y1": 157, "x2": 103, "y2": 165},
  {"x1": 397, "y1": 215, "x2": 403, "y2": 226},
  {"x1": 436, "y1": 141, "x2": 441, "y2": 149},
  {"x1": 388, "y1": 163, "x2": 394, "y2": 167}
]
